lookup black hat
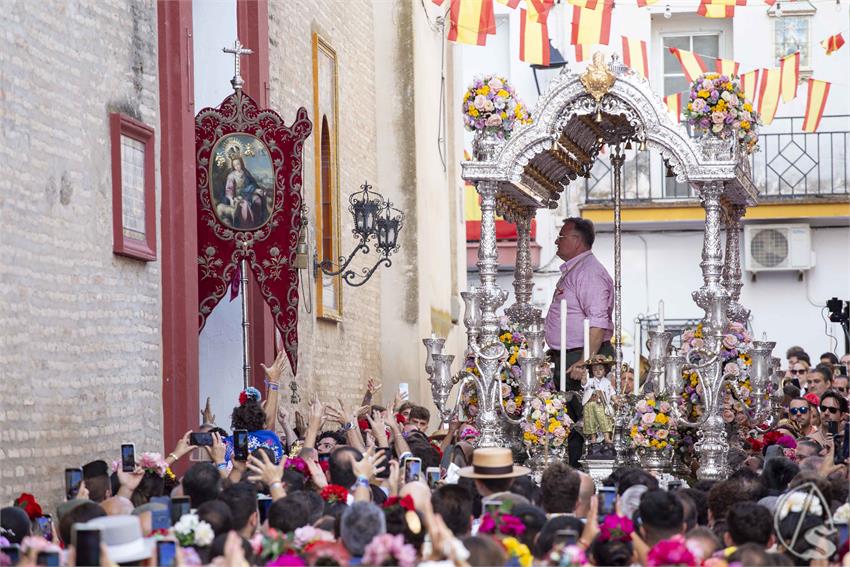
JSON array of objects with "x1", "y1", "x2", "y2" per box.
[
  {"x1": 0, "y1": 506, "x2": 32, "y2": 544},
  {"x1": 82, "y1": 460, "x2": 109, "y2": 479}
]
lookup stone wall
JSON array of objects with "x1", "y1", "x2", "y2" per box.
[{"x1": 0, "y1": 0, "x2": 163, "y2": 510}]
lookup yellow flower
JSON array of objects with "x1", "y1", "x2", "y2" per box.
[
  {"x1": 707, "y1": 73, "x2": 720, "y2": 79},
  {"x1": 630, "y1": 425, "x2": 638, "y2": 436},
  {"x1": 463, "y1": 91, "x2": 471, "y2": 101},
  {"x1": 740, "y1": 120, "x2": 750, "y2": 130},
  {"x1": 497, "y1": 89, "x2": 509, "y2": 98},
  {"x1": 655, "y1": 413, "x2": 668, "y2": 425},
  {"x1": 469, "y1": 107, "x2": 479, "y2": 117},
  {"x1": 500, "y1": 111, "x2": 507, "y2": 120},
  {"x1": 743, "y1": 103, "x2": 753, "y2": 112},
  {"x1": 476, "y1": 86, "x2": 490, "y2": 96},
  {"x1": 535, "y1": 420, "x2": 543, "y2": 429},
  {"x1": 647, "y1": 399, "x2": 656, "y2": 407},
  {"x1": 659, "y1": 441, "x2": 668, "y2": 448},
  {"x1": 715, "y1": 100, "x2": 726, "y2": 111},
  {"x1": 698, "y1": 89, "x2": 710, "y2": 98},
  {"x1": 687, "y1": 103, "x2": 693, "y2": 110},
  {"x1": 502, "y1": 537, "x2": 533, "y2": 567},
  {"x1": 515, "y1": 396, "x2": 523, "y2": 405}
]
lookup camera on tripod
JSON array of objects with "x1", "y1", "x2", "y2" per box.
[{"x1": 827, "y1": 297, "x2": 849, "y2": 324}]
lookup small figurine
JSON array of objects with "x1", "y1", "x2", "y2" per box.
[{"x1": 582, "y1": 354, "x2": 616, "y2": 458}]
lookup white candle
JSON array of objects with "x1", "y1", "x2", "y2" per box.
[
  {"x1": 559, "y1": 299, "x2": 567, "y2": 392},
  {"x1": 583, "y1": 318, "x2": 590, "y2": 362},
  {"x1": 633, "y1": 323, "x2": 641, "y2": 396},
  {"x1": 762, "y1": 332, "x2": 767, "y2": 341},
  {"x1": 431, "y1": 331, "x2": 437, "y2": 340},
  {"x1": 659, "y1": 363, "x2": 665, "y2": 394},
  {"x1": 658, "y1": 300, "x2": 665, "y2": 332}
]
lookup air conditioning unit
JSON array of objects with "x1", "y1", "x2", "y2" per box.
[{"x1": 743, "y1": 224, "x2": 815, "y2": 273}]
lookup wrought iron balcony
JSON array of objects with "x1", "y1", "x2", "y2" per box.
[{"x1": 583, "y1": 115, "x2": 850, "y2": 203}]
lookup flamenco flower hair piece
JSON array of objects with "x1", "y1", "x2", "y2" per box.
[
  {"x1": 239, "y1": 386, "x2": 262, "y2": 405},
  {"x1": 383, "y1": 495, "x2": 416, "y2": 512},
  {"x1": 599, "y1": 514, "x2": 634, "y2": 543},
  {"x1": 320, "y1": 484, "x2": 349, "y2": 505},
  {"x1": 14, "y1": 493, "x2": 43, "y2": 521},
  {"x1": 478, "y1": 512, "x2": 527, "y2": 537}
]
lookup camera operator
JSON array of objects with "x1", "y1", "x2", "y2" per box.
[{"x1": 819, "y1": 390, "x2": 849, "y2": 465}]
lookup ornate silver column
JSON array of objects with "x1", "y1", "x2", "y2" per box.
[
  {"x1": 505, "y1": 208, "x2": 541, "y2": 329},
  {"x1": 610, "y1": 147, "x2": 625, "y2": 392},
  {"x1": 721, "y1": 203, "x2": 749, "y2": 324},
  {"x1": 692, "y1": 181, "x2": 730, "y2": 334}
]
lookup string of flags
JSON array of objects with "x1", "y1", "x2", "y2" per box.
[{"x1": 433, "y1": 0, "x2": 842, "y2": 131}]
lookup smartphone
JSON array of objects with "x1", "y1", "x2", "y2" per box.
[
  {"x1": 233, "y1": 429, "x2": 249, "y2": 461},
  {"x1": 1, "y1": 545, "x2": 20, "y2": 565},
  {"x1": 170, "y1": 496, "x2": 191, "y2": 526},
  {"x1": 121, "y1": 443, "x2": 136, "y2": 472},
  {"x1": 399, "y1": 382, "x2": 409, "y2": 400},
  {"x1": 317, "y1": 452, "x2": 330, "y2": 464},
  {"x1": 189, "y1": 432, "x2": 214, "y2": 446},
  {"x1": 36, "y1": 551, "x2": 60, "y2": 566},
  {"x1": 156, "y1": 540, "x2": 177, "y2": 567},
  {"x1": 668, "y1": 480, "x2": 682, "y2": 492},
  {"x1": 72, "y1": 525, "x2": 101, "y2": 567},
  {"x1": 598, "y1": 487, "x2": 617, "y2": 521},
  {"x1": 426, "y1": 467, "x2": 441, "y2": 488},
  {"x1": 827, "y1": 421, "x2": 839, "y2": 436},
  {"x1": 838, "y1": 521, "x2": 849, "y2": 550},
  {"x1": 150, "y1": 496, "x2": 172, "y2": 530},
  {"x1": 258, "y1": 495, "x2": 273, "y2": 524},
  {"x1": 376, "y1": 447, "x2": 392, "y2": 479},
  {"x1": 36, "y1": 516, "x2": 53, "y2": 542},
  {"x1": 483, "y1": 500, "x2": 502, "y2": 516},
  {"x1": 65, "y1": 468, "x2": 83, "y2": 501},
  {"x1": 553, "y1": 528, "x2": 579, "y2": 547},
  {"x1": 403, "y1": 457, "x2": 422, "y2": 484}
]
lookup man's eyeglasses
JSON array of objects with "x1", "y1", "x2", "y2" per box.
[
  {"x1": 788, "y1": 369, "x2": 807, "y2": 375},
  {"x1": 820, "y1": 405, "x2": 840, "y2": 414},
  {"x1": 789, "y1": 406, "x2": 809, "y2": 415}
]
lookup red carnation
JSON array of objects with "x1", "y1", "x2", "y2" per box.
[
  {"x1": 383, "y1": 495, "x2": 416, "y2": 512},
  {"x1": 394, "y1": 413, "x2": 406, "y2": 425},
  {"x1": 358, "y1": 419, "x2": 370, "y2": 432},
  {"x1": 804, "y1": 393, "x2": 820, "y2": 407},
  {"x1": 763, "y1": 431, "x2": 781, "y2": 446},
  {"x1": 745, "y1": 437, "x2": 764, "y2": 453},
  {"x1": 14, "y1": 492, "x2": 43, "y2": 521},
  {"x1": 239, "y1": 391, "x2": 248, "y2": 405},
  {"x1": 320, "y1": 484, "x2": 349, "y2": 505}
]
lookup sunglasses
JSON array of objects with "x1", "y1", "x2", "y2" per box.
[
  {"x1": 820, "y1": 405, "x2": 840, "y2": 414},
  {"x1": 788, "y1": 369, "x2": 807, "y2": 375},
  {"x1": 789, "y1": 407, "x2": 809, "y2": 415}
]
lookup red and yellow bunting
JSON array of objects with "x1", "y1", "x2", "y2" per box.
[
  {"x1": 668, "y1": 47, "x2": 707, "y2": 83},
  {"x1": 519, "y1": 7, "x2": 550, "y2": 65},
  {"x1": 664, "y1": 93, "x2": 683, "y2": 122},
  {"x1": 740, "y1": 69, "x2": 760, "y2": 105},
  {"x1": 636, "y1": 0, "x2": 659, "y2": 6},
  {"x1": 447, "y1": 0, "x2": 495, "y2": 46},
  {"x1": 528, "y1": 0, "x2": 556, "y2": 23},
  {"x1": 622, "y1": 36, "x2": 649, "y2": 78},
  {"x1": 802, "y1": 79, "x2": 831, "y2": 133},
  {"x1": 715, "y1": 58, "x2": 740, "y2": 77},
  {"x1": 698, "y1": 0, "x2": 744, "y2": 18},
  {"x1": 571, "y1": 0, "x2": 614, "y2": 55},
  {"x1": 758, "y1": 68, "x2": 782, "y2": 125},
  {"x1": 779, "y1": 51, "x2": 800, "y2": 103},
  {"x1": 495, "y1": 0, "x2": 521, "y2": 7},
  {"x1": 821, "y1": 33, "x2": 846, "y2": 55}
]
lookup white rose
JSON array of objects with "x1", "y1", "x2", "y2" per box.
[{"x1": 194, "y1": 521, "x2": 214, "y2": 546}]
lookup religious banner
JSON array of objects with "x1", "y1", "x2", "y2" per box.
[{"x1": 196, "y1": 42, "x2": 311, "y2": 374}]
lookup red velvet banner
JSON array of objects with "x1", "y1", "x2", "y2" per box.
[{"x1": 196, "y1": 90, "x2": 311, "y2": 374}]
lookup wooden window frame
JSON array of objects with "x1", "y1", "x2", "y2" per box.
[
  {"x1": 312, "y1": 33, "x2": 343, "y2": 320},
  {"x1": 110, "y1": 112, "x2": 157, "y2": 261}
]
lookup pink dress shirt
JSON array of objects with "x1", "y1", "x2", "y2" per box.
[{"x1": 544, "y1": 250, "x2": 614, "y2": 350}]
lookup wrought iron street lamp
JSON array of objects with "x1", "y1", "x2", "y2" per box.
[
  {"x1": 314, "y1": 181, "x2": 404, "y2": 287},
  {"x1": 530, "y1": 40, "x2": 568, "y2": 96}
]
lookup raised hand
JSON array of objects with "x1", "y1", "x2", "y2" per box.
[
  {"x1": 201, "y1": 397, "x2": 216, "y2": 425},
  {"x1": 352, "y1": 447, "x2": 387, "y2": 483},
  {"x1": 246, "y1": 451, "x2": 284, "y2": 486},
  {"x1": 205, "y1": 431, "x2": 227, "y2": 465},
  {"x1": 260, "y1": 348, "x2": 287, "y2": 384},
  {"x1": 367, "y1": 378, "x2": 382, "y2": 396},
  {"x1": 304, "y1": 458, "x2": 328, "y2": 489},
  {"x1": 277, "y1": 406, "x2": 290, "y2": 429}
]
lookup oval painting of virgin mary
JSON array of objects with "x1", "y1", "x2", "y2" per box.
[{"x1": 209, "y1": 133, "x2": 276, "y2": 231}]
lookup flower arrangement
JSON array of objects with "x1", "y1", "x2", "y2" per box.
[
  {"x1": 502, "y1": 536, "x2": 533, "y2": 567},
  {"x1": 462, "y1": 75, "x2": 531, "y2": 139},
  {"x1": 521, "y1": 388, "x2": 574, "y2": 448},
  {"x1": 382, "y1": 495, "x2": 416, "y2": 512},
  {"x1": 14, "y1": 493, "x2": 43, "y2": 521},
  {"x1": 284, "y1": 457, "x2": 309, "y2": 476},
  {"x1": 362, "y1": 533, "x2": 417, "y2": 567},
  {"x1": 239, "y1": 386, "x2": 262, "y2": 405},
  {"x1": 292, "y1": 526, "x2": 335, "y2": 549},
  {"x1": 646, "y1": 535, "x2": 698, "y2": 567},
  {"x1": 172, "y1": 512, "x2": 215, "y2": 547},
  {"x1": 684, "y1": 73, "x2": 760, "y2": 153},
  {"x1": 547, "y1": 544, "x2": 588, "y2": 567},
  {"x1": 599, "y1": 515, "x2": 634, "y2": 543},
  {"x1": 138, "y1": 452, "x2": 169, "y2": 477},
  {"x1": 478, "y1": 512, "x2": 527, "y2": 537},
  {"x1": 320, "y1": 484, "x2": 349, "y2": 505},
  {"x1": 627, "y1": 394, "x2": 679, "y2": 450},
  {"x1": 745, "y1": 430, "x2": 797, "y2": 461}
]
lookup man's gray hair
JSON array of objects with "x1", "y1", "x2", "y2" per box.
[
  {"x1": 340, "y1": 502, "x2": 386, "y2": 556},
  {"x1": 563, "y1": 217, "x2": 596, "y2": 248}
]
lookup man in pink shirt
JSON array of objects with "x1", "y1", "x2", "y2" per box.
[{"x1": 544, "y1": 217, "x2": 615, "y2": 465}]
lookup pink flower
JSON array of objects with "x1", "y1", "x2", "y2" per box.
[
  {"x1": 647, "y1": 536, "x2": 697, "y2": 567},
  {"x1": 488, "y1": 78, "x2": 504, "y2": 90},
  {"x1": 485, "y1": 114, "x2": 502, "y2": 127},
  {"x1": 659, "y1": 402, "x2": 672, "y2": 414},
  {"x1": 722, "y1": 409, "x2": 735, "y2": 423},
  {"x1": 641, "y1": 412, "x2": 657, "y2": 425},
  {"x1": 711, "y1": 111, "x2": 726, "y2": 124},
  {"x1": 266, "y1": 553, "x2": 306, "y2": 566},
  {"x1": 474, "y1": 95, "x2": 488, "y2": 110},
  {"x1": 682, "y1": 330, "x2": 695, "y2": 341},
  {"x1": 479, "y1": 514, "x2": 496, "y2": 533},
  {"x1": 656, "y1": 429, "x2": 669, "y2": 439},
  {"x1": 692, "y1": 338, "x2": 705, "y2": 349},
  {"x1": 636, "y1": 400, "x2": 650, "y2": 413},
  {"x1": 554, "y1": 426, "x2": 567, "y2": 438},
  {"x1": 633, "y1": 433, "x2": 646, "y2": 445},
  {"x1": 722, "y1": 334, "x2": 738, "y2": 349},
  {"x1": 362, "y1": 534, "x2": 417, "y2": 567},
  {"x1": 724, "y1": 362, "x2": 741, "y2": 376}
]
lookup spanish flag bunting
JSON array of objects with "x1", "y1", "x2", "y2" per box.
[
  {"x1": 637, "y1": 0, "x2": 659, "y2": 6},
  {"x1": 571, "y1": 0, "x2": 614, "y2": 53},
  {"x1": 779, "y1": 51, "x2": 800, "y2": 103},
  {"x1": 567, "y1": 0, "x2": 598, "y2": 8},
  {"x1": 757, "y1": 68, "x2": 782, "y2": 125},
  {"x1": 740, "y1": 69, "x2": 760, "y2": 104},
  {"x1": 802, "y1": 79, "x2": 830, "y2": 132},
  {"x1": 621, "y1": 36, "x2": 649, "y2": 78},
  {"x1": 668, "y1": 47, "x2": 707, "y2": 83},
  {"x1": 528, "y1": 0, "x2": 555, "y2": 24},
  {"x1": 763, "y1": 0, "x2": 776, "y2": 5},
  {"x1": 519, "y1": 7, "x2": 550, "y2": 65},
  {"x1": 664, "y1": 93, "x2": 682, "y2": 122},
  {"x1": 698, "y1": 0, "x2": 744, "y2": 18},
  {"x1": 495, "y1": 0, "x2": 521, "y2": 7},
  {"x1": 715, "y1": 58, "x2": 740, "y2": 77},
  {"x1": 821, "y1": 33, "x2": 845, "y2": 55},
  {"x1": 432, "y1": 0, "x2": 447, "y2": 5},
  {"x1": 447, "y1": 0, "x2": 495, "y2": 45}
]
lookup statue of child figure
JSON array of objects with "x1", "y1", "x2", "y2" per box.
[{"x1": 582, "y1": 354, "x2": 616, "y2": 459}]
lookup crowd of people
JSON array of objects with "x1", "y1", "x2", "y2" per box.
[{"x1": 1, "y1": 346, "x2": 849, "y2": 567}]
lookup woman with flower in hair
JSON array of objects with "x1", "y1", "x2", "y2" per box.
[
  {"x1": 587, "y1": 515, "x2": 635, "y2": 566},
  {"x1": 224, "y1": 349, "x2": 287, "y2": 467}
]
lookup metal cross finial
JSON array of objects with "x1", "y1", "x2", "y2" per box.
[{"x1": 223, "y1": 39, "x2": 253, "y2": 91}]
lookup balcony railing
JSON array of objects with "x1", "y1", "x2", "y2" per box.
[{"x1": 583, "y1": 115, "x2": 850, "y2": 203}]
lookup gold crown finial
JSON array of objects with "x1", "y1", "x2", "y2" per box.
[{"x1": 580, "y1": 51, "x2": 616, "y2": 103}]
